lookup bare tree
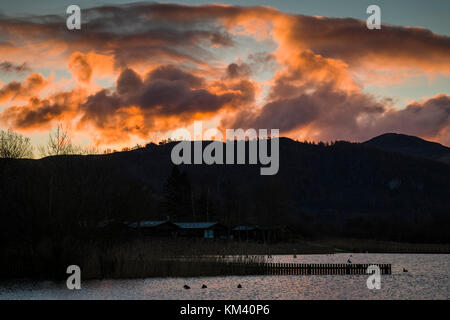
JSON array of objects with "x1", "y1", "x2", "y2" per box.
[
  {"x1": 0, "y1": 129, "x2": 33, "y2": 158},
  {"x1": 39, "y1": 123, "x2": 99, "y2": 157}
]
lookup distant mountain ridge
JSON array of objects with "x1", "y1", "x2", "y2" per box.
[
  {"x1": 1, "y1": 133, "x2": 450, "y2": 243},
  {"x1": 364, "y1": 133, "x2": 450, "y2": 164}
]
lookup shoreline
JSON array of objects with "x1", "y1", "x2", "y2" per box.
[
  {"x1": 1, "y1": 238, "x2": 449, "y2": 281},
  {"x1": 0, "y1": 251, "x2": 447, "y2": 283}
]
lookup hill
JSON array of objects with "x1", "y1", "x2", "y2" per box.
[
  {"x1": 364, "y1": 133, "x2": 450, "y2": 164},
  {"x1": 1, "y1": 136, "x2": 450, "y2": 246}
]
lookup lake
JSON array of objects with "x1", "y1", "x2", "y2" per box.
[{"x1": 1, "y1": 254, "x2": 449, "y2": 299}]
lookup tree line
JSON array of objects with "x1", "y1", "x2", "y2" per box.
[{"x1": 0, "y1": 124, "x2": 99, "y2": 159}]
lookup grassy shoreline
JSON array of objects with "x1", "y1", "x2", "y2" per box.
[{"x1": 1, "y1": 238, "x2": 449, "y2": 280}]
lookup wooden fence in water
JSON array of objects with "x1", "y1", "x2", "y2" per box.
[
  {"x1": 0, "y1": 261, "x2": 391, "y2": 279},
  {"x1": 219, "y1": 263, "x2": 391, "y2": 276}
]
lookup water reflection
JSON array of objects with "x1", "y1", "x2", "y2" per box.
[{"x1": 0, "y1": 254, "x2": 448, "y2": 300}]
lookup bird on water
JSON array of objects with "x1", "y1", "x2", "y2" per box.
[
  {"x1": 184, "y1": 285, "x2": 191, "y2": 289},
  {"x1": 347, "y1": 255, "x2": 353, "y2": 264},
  {"x1": 237, "y1": 284, "x2": 242, "y2": 288}
]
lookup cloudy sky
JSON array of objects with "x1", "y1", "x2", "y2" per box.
[{"x1": 0, "y1": 0, "x2": 449, "y2": 150}]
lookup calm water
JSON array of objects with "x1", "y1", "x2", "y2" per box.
[{"x1": 1, "y1": 254, "x2": 449, "y2": 300}]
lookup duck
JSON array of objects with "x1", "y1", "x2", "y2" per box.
[
  {"x1": 183, "y1": 285, "x2": 191, "y2": 290},
  {"x1": 347, "y1": 255, "x2": 352, "y2": 264},
  {"x1": 403, "y1": 268, "x2": 408, "y2": 273},
  {"x1": 237, "y1": 284, "x2": 242, "y2": 288},
  {"x1": 201, "y1": 284, "x2": 207, "y2": 289}
]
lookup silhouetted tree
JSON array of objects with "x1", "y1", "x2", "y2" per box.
[
  {"x1": 38, "y1": 123, "x2": 98, "y2": 156},
  {"x1": 0, "y1": 129, "x2": 33, "y2": 158},
  {"x1": 163, "y1": 166, "x2": 193, "y2": 220}
]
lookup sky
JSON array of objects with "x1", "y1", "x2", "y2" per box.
[{"x1": 0, "y1": 0, "x2": 449, "y2": 151}]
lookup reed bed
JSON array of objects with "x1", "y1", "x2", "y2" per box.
[
  {"x1": 1, "y1": 238, "x2": 314, "y2": 280},
  {"x1": 3, "y1": 237, "x2": 445, "y2": 280}
]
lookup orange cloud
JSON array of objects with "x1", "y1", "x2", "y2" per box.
[
  {"x1": 0, "y1": 90, "x2": 86, "y2": 131},
  {"x1": 0, "y1": 73, "x2": 48, "y2": 102},
  {"x1": 69, "y1": 52, "x2": 115, "y2": 83}
]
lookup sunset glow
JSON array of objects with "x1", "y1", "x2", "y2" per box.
[{"x1": 1, "y1": 1, "x2": 449, "y2": 151}]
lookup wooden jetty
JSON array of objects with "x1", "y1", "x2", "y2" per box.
[{"x1": 220, "y1": 263, "x2": 391, "y2": 276}]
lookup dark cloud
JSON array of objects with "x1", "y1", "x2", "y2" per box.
[
  {"x1": 224, "y1": 83, "x2": 386, "y2": 141},
  {"x1": 226, "y1": 63, "x2": 252, "y2": 79},
  {"x1": 224, "y1": 86, "x2": 450, "y2": 144},
  {"x1": 0, "y1": 4, "x2": 238, "y2": 69},
  {"x1": 0, "y1": 73, "x2": 46, "y2": 102},
  {"x1": 284, "y1": 15, "x2": 450, "y2": 72},
  {"x1": 1, "y1": 3, "x2": 449, "y2": 73},
  {"x1": 0, "y1": 61, "x2": 31, "y2": 74},
  {"x1": 376, "y1": 95, "x2": 450, "y2": 139},
  {"x1": 147, "y1": 65, "x2": 204, "y2": 87},
  {"x1": 78, "y1": 66, "x2": 255, "y2": 135},
  {"x1": 117, "y1": 68, "x2": 143, "y2": 95},
  {"x1": 80, "y1": 90, "x2": 122, "y2": 129},
  {"x1": 0, "y1": 64, "x2": 256, "y2": 142},
  {"x1": 0, "y1": 92, "x2": 76, "y2": 129}
]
